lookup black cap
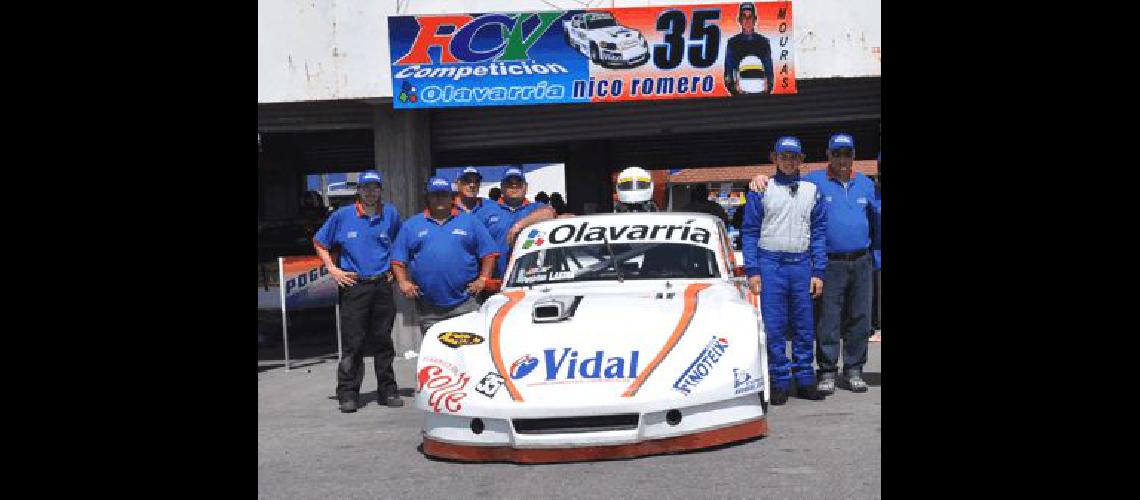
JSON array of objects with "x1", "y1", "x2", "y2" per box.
[{"x1": 739, "y1": 2, "x2": 756, "y2": 18}]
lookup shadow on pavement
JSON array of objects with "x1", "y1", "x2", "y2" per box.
[{"x1": 863, "y1": 371, "x2": 881, "y2": 386}]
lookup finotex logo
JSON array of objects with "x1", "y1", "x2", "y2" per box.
[
  {"x1": 395, "y1": 12, "x2": 564, "y2": 65},
  {"x1": 522, "y1": 229, "x2": 545, "y2": 249}
]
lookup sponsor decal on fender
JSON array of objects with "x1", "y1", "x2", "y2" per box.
[
  {"x1": 437, "y1": 331, "x2": 485, "y2": 348},
  {"x1": 475, "y1": 372, "x2": 505, "y2": 398},
  {"x1": 733, "y1": 368, "x2": 762, "y2": 395},
  {"x1": 672, "y1": 336, "x2": 729, "y2": 395},
  {"x1": 417, "y1": 365, "x2": 470, "y2": 413}
]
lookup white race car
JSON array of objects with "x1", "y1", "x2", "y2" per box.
[
  {"x1": 415, "y1": 213, "x2": 769, "y2": 463},
  {"x1": 563, "y1": 12, "x2": 649, "y2": 68}
]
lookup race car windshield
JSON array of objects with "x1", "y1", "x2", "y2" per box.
[
  {"x1": 508, "y1": 242, "x2": 720, "y2": 286},
  {"x1": 587, "y1": 18, "x2": 617, "y2": 29},
  {"x1": 618, "y1": 180, "x2": 652, "y2": 190}
]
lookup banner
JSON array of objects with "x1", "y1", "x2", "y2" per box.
[
  {"x1": 280, "y1": 256, "x2": 338, "y2": 310},
  {"x1": 388, "y1": 2, "x2": 795, "y2": 108}
]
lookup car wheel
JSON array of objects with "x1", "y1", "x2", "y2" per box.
[{"x1": 590, "y1": 43, "x2": 600, "y2": 66}]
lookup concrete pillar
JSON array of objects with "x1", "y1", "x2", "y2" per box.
[
  {"x1": 565, "y1": 141, "x2": 615, "y2": 215},
  {"x1": 374, "y1": 105, "x2": 433, "y2": 357}
]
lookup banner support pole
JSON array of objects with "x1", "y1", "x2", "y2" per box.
[{"x1": 279, "y1": 257, "x2": 290, "y2": 371}]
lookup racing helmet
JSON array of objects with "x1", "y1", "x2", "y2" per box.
[
  {"x1": 616, "y1": 166, "x2": 653, "y2": 204},
  {"x1": 737, "y1": 55, "x2": 767, "y2": 93}
]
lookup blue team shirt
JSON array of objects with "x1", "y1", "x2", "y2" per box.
[
  {"x1": 390, "y1": 209, "x2": 499, "y2": 308},
  {"x1": 456, "y1": 196, "x2": 505, "y2": 230},
  {"x1": 872, "y1": 185, "x2": 881, "y2": 269},
  {"x1": 313, "y1": 202, "x2": 402, "y2": 278},
  {"x1": 486, "y1": 199, "x2": 549, "y2": 279},
  {"x1": 803, "y1": 170, "x2": 877, "y2": 254}
]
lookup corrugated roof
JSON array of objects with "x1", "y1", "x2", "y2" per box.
[{"x1": 668, "y1": 161, "x2": 877, "y2": 184}]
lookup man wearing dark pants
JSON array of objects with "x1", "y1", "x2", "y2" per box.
[
  {"x1": 312, "y1": 170, "x2": 404, "y2": 413},
  {"x1": 391, "y1": 177, "x2": 499, "y2": 337},
  {"x1": 803, "y1": 134, "x2": 878, "y2": 393},
  {"x1": 741, "y1": 136, "x2": 828, "y2": 405}
]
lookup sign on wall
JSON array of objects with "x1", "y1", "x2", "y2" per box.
[{"x1": 388, "y1": 2, "x2": 795, "y2": 108}]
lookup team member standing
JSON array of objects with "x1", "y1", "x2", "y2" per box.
[
  {"x1": 803, "y1": 134, "x2": 877, "y2": 393},
  {"x1": 489, "y1": 167, "x2": 556, "y2": 279},
  {"x1": 870, "y1": 153, "x2": 882, "y2": 341},
  {"x1": 391, "y1": 177, "x2": 499, "y2": 336},
  {"x1": 724, "y1": 2, "x2": 775, "y2": 96},
  {"x1": 312, "y1": 170, "x2": 403, "y2": 413},
  {"x1": 454, "y1": 166, "x2": 504, "y2": 230},
  {"x1": 741, "y1": 137, "x2": 828, "y2": 405},
  {"x1": 454, "y1": 166, "x2": 506, "y2": 302}
]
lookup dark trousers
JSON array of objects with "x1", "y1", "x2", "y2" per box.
[
  {"x1": 872, "y1": 269, "x2": 881, "y2": 330},
  {"x1": 815, "y1": 252, "x2": 873, "y2": 376},
  {"x1": 416, "y1": 297, "x2": 479, "y2": 337},
  {"x1": 336, "y1": 279, "x2": 397, "y2": 401}
]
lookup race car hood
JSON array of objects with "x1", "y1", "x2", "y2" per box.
[
  {"x1": 594, "y1": 26, "x2": 640, "y2": 40},
  {"x1": 417, "y1": 280, "x2": 763, "y2": 414}
]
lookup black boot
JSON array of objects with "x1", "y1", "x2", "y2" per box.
[
  {"x1": 770, "y1": 387, "x2": 789, "y2": 405},
  {"x1": 339, "y1": 395, "x2": 359, "y2": 413},
  {"x1": 796, "y1": 381, "x2": 827, "y2": 400}
]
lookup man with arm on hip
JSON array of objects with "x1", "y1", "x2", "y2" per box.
[
  {"x1": 312, "y1": 170, "x2": 403, "y2": 413},
  {"x1": 390, "y1": 177, "x2": 499, "y2": 337}
]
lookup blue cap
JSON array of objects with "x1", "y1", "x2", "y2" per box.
[
  {"x1": 457, "y1": 166, "x2": 482, "y2": 180},
  {"x1": 426, "y1": 176, "x2": 452, "y2": 193},
  {"x1": 359, "y1": 170, "x2": 383, "y2": 185},
  {"x1": 774, "y1": 136, "x2": 802, "y2": 154},
  {"x1": 828, "y1": 134, "x2": 855, "y2": 150},
  {"x1": 503, "y1": 167, "x2": 525, "y2": 182}
]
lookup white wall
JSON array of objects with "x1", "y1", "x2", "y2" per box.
[{"x1": 258, "y1": 0, "x2": 880, "y2": 103}]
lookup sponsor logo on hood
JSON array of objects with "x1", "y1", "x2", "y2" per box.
[
  {"x1": 510, "y1": 354, "x2": 539, "y2": 379},
  {"x1": 437, "y1": 331, "x2": 485, "y2": 348},
  {"x1": 475, "y1": 372, "x2": 505, "y2": 398},
  {"x1": 417, "y1": 365, "x2": 470, "y2": 413},
  {"x1": 538, "y1": 348, "x2": 640, "y2": 383},
  {"x1": 672, "y1": 336, "x2": 729, "y2": 395}
]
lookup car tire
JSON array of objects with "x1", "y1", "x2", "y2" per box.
[{"x1": 590, "y1": 43, "x2": 601, "y2": 66}]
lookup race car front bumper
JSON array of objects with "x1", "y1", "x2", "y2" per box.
[
  {"x1": 597, "y1": 45, "x2": 649, "y2": 67},
  {"x1": 421, "y1": 393, "x2": 767, "y2": 463}
]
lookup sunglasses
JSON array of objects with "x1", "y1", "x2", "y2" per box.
[
  {"x1": 457, "y1": 176, "x2": 481, "y2": 185},
  {"x1": 830, "y1": 149, "x2": 854, "y2": 157},
  {"x1": 776, "y1": 152, "x2": 803, "y2": 161}
]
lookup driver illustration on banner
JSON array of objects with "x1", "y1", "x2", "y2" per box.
[{"x1": 724, "y1": 2, "x2": 776, "y2": 95}]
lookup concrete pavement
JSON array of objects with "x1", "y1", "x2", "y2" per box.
[{"x1": 258, "y1": 343, "x2": 881, "y2": 499}]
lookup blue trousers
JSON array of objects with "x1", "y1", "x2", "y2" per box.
[
  {"x1": 815, "y1": 252, "x2": 873, "y2": 376},
  {"x1": 759, "y1": 251, "x2": 817, "y2": 391}
]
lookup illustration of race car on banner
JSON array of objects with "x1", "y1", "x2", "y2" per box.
[
  {"x1": 414, "y1": 213, "x2": 770, "y2": 463},
  {"x1": 388, "y1": 2, "x2": 795, "y2": 108}
]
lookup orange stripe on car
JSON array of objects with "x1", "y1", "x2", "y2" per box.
[
  {"x1": 622, "y1": 283, "x2": 711, "y2": 397},
  {"x1": 490, "y1": 290, "x2": 526, "y2": 402}
]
